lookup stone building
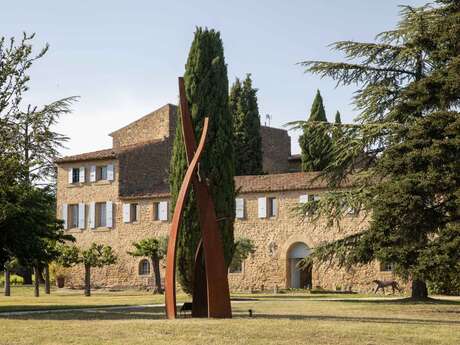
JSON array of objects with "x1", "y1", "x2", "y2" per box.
[{"x1": 56, "y1": 104, "x2": 394, "y2": 292}]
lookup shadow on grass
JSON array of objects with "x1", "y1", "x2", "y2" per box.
[
  {"x1": 2, "y1": 307, "x2": 459, "y2": 326},
  {"x1": 245, "y1": 313, "x2": 460, "y2": 325},
  {"x1": 325, "y1": 298, "x2": 460, "y2": 306},
  {"x1": 0, "y1": 306, "x2": 168, "y2": 321}
]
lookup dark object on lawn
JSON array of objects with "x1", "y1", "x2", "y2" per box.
[
  {"x1": 165, "y1": 77, "x2": 232, "y2": 319},
  {"x1": 373, "y1": 280, "x2": 402, "y2": 294},
  {"x1": 248, "y1": 309, "x2": 253, "y2": 317},
  {"x1": 180, "y1": 302, "x2": 193, "y2": 317}
]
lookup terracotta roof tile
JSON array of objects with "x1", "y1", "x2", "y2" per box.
[{"x1": 56, "y1": 148, "x2": 116, "y2": 163}]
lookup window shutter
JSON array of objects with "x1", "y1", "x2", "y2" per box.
[
  {"x1": 299, "y1": 195, "x2": 308, "y2": 203},
  {"x1": 258, "y1": 197, "x2": 267, "y2": 218},
  {"x1": 89, "y1": 202, "x2": 96, "y2": 229},
  {"x1": 123, "y1": 203, "x2": 130, "y2": 223},
  {"x1": 78, "y1": 203, "x2": 85, "y2": 229},
  {"x1": 159, "y1": 201, "x2": 168, "y2": 221},
  {"x1": 106, "y1": 201, "x2": 113, "y2": 228},
  {"x1": 107, "y1": 164, "x2": 114, "y2": 181},
  {"x1": 235, "y1": 198, "x2": 245, "y2": 219},
  {"x1": 68, "y1": 168, "x2": 73, "y2": 184},
  {"x1": 90, "y1": 166, "x2": 96, "y2": 182},
  {"x1": 62, "y1": 204, "x2": 68, "y2": 229},
  {"x1": 79, "y1": 166, "x2": 85, "y2": 183},
  {"x1": 272, "y1": 198, "x2": 278, "y2": 216}
]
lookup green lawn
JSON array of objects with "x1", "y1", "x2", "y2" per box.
[{"x1": 1, "y1": 287, "x2": 459, "y2": 345}]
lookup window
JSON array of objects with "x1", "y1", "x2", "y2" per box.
[
  {"x1": 72, "y1": 168, "x2": 80, "y2": 183},
  {"x1": 69, "y1": 204, "x2": 79, "y2": 228},
  {"x1": 139, "y1": 259, "x2": 150, "y2": 275},
  {"x1": 153, "y1": 202, "x2": 159, "y2": 220},
  {"x1": 153, "y1": 201, "x2": 168, "y2": 221},
  {"x1": 97, "y1": 166, "x2": 108, "y2": 181},
  {"x1": 380, "y1": 262, "x2": 395, "y2": 272},
  {"x1": 229, "y1": 257, "x2": 243, "y2": 274},
  {"x1": 130, "y1": 203, "x2": 138, "y2": 222},
  {"x1": 268, "y1": 197, "x2": 278, "y2": 217},
  {"x1": 235, "y1": 198, "x2": 245, "y2": 219},
  {"x1": 96, "y1": 202, "x2": 107, "y2": 227}
]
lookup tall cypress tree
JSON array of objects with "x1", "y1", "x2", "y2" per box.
[
  {"x1": 170, "y1": 28, "x2": 235, "y2": 294},
  {"x1": 230, "y1": 74, "x2": 263, "y2": 176},
  {"x1": 334, "y1": 111, "x2": 342, "y2": 124},
  {"x1": 299, "y1": 90, "x2": 332, "y2": 171}
]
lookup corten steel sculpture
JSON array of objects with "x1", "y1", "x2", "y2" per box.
[{"x1": 165, "y1": 77, "x2": 232, "y2": 319}]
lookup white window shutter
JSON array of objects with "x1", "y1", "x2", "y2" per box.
[
  {"x1": 235, "y1": 198, "x2": 245, "y2": 219},
  {"x1": 299, "y1": 195, "x2": 308, "y2": 203},
  {"x1": 107, "y1": 164, "x2": 114, "y2": 181},
  {"x1": 89, "y1": 202, "x2": 96, "y2": 229},
  {"x1": 79, "y1": 166, "x2": 85, "y2": 183},
  {"x1": 258, "y1": 197, "x2": 267, "y2": 218},
  {"x1": 123, "y1": 203, "x2": 130, "y2": 223},
  {"x1": 106, "y1": 201, "x2": 113, "y2": 228},
  {"x1": 159, "y1": 201, "x2": 168, "y2": 221},
  {"x1": 90, "y1": 166, "x2": 96, "y2": 182},
  {"x1": 68, "y1": 168, "x2": 73, "y2": 184},
  {"x1": 62, "y1": 204, "x2": 68, "y2": 229},
  {"x1": 272, "y1": 198, "x2": 278, "y2": 216},
  {"x1": 78, "y1": 203, "x2": 85, "y2": 229}
]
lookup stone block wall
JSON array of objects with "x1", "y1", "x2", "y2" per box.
[
  {"x1": 110, "y1": 104, "x2": 177, "y2": 148},
  {"x1": 260, "y1": 126, "x2": 292, "y2": 174}
]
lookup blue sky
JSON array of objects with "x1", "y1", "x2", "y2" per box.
[{"x1": 2, "y1": 0, "x2": 425, "y2": 155}]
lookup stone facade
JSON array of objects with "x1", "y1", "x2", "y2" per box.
[{"x1": 56, "y1": 104, "x2": 397, "y2": 293}]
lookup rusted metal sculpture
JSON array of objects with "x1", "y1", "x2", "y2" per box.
[{"x1": 165, "y1": 77, "x2": 232, "y2": 319}]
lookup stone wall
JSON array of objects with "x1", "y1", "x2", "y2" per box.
[
  {"x1": 260, "y1": 126, "x2": 292, "y2": 174},
  {"x1": 229, "y1": 189, "x2": 397, "y2": 293},
  {"x1": 110, "y1": 104, "x2": 177, "y2": 148},
  {"x1": 57, "y1": 161, "x2": 398, "y2": 293}
]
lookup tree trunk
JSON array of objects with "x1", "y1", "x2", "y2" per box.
[
  {"x1": 84, "y1": 265, "x2": 91, "y2": 297},
  {"x1": 44, "y1": 264, "x2": 51, "y2": 294},
  {"x1": 151, "y1": 256, "x2": 163, "y2": 294},
  {"x1": 33, "y1": 265, "x2": 40, "y2": 297},
  {"x1": 4, "y1": 268, "x2": 11, "y2": 297},
  {"x1": 23, "y1": 268, "x2": 33, "y2": 285},
  {"x1": 411, "y1": 279, "x2": 428, "y2": 300},
  {"x1": 37, "y1": 264, "x2": 45, "y2": 284}
]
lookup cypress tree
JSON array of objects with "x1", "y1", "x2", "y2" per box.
[
  {"x1": 230, "y1": 74, "x2": 263, "y2": 175},
  {"x1": 334, "y1": 111, "x2": 342, "y2": 124},
  {"x1": 299, "y1": 90, "x2": 332, "y2": 171},
  {"x1": 170, "y1": 28, "x2": 235, "y2": 294}
]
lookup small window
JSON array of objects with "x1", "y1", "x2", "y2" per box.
[
  {"x1": 69, "y1": 204, "x2": 79, "y2": 228},
  {"x1": 72, "y1": 168, "x2": 80, "y2": 183},
  {"x1": 229, "y1": 257, "x2": 243, "y2": 274},
  {"x1": 97, "y1": 166, "x2": 108, "y2": 181},
  {"x1": 96, "y1": 202, "x2": 107, "y2": 227},
  {"x1": 139, "y1": 259, "x2": 150, "y2": 275},
  {"x1": 130, "y1": 203, "x2": 138, "y2": 222},
  {"x1": 380, "y1": 262, "x2": 395, "y2": 272},
  {"x1": 268, "y1": 197, "x2": 277, "y2": 217},
  {"x1": 153, "y1": 202, "x2": 159, "y2": 221}
]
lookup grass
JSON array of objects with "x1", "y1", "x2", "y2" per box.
[
  {"x1": 0, "y1": 287, "x2": 459, "y2": 345},
  {"x1": 0, "y1": 286, "x2": 184, "y2": 312}
]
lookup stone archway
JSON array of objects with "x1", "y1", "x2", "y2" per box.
[{"x1": 286, "y1": 242, "x2": 311, "y2": 289}]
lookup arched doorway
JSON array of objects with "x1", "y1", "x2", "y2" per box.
[{"x1": 287, "y1": 242, "x2": 312, "y2": 289}]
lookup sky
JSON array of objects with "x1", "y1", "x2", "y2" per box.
[{"x1": 1, "y1": 0, "x2": 426, "y2": 155}]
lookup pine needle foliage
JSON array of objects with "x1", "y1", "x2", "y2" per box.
[{"x1": 294, "y1": 1, "x2": 460, "y2": 299}]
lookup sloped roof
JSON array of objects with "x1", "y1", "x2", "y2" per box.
[
  {"x1": 56, "y1": 148, "x2": 117, "y2": 163},
  {"x1": 235, "y1": 172, "x2": 329, "y2": 193}
]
